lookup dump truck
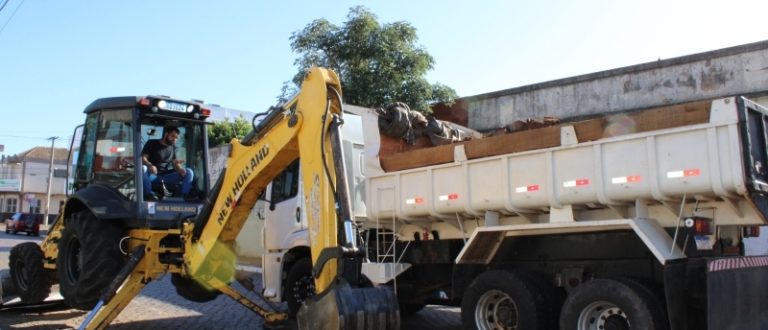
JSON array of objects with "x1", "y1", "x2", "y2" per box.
[
  {"x1": 260, "y1": 95, "x2": 768, "y2": 329},
  {"x1": 367, "y1": 96, "x2": 768, "y2": 329}
]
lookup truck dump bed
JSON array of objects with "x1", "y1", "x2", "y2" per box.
[{"x1": 362, "y1": 97, "x2": 768, "y2": 230}]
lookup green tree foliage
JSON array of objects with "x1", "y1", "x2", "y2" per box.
[
  {"x1": 289, "y1": 6, "x2": 457, "y2": 113},
  {"x1": 207, "y1": 115, "x2": 251, "y2": 147}
]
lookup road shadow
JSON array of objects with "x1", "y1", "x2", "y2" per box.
[{"x1": 1, "y1": 306, "x2": 85, "y2": 330}]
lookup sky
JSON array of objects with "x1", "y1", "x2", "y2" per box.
[{"x1": 0, "y1": 0, "x2": 766, "y2": 156}]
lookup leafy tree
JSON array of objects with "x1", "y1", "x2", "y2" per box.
[
  {"x1": 288, "y1": 6, "x2": 456, "y2": 113},
  {"x1": 207, "y1": 115, "x2": 251, "y2": 147}
]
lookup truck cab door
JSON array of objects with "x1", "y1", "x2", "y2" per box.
[{"x1": 263, "y1": 160, "x2": 304, "y2": 251}]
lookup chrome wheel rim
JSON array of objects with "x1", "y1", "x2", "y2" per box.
[
  {"x1": 474, "y1": 289, "x2": 518, "y2": 330},
  {"x1": 577, "y1": 301, "x2": 630, "y2": 330}
]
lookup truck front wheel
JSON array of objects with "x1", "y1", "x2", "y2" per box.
[
  {"x1": 559, "y1": 278, "x2": 667, "y2": 330},
  {"x1": 57, "y1": 211, "x2": 126, "y2": 310},
  {"x1": 285, "y1": 258, "x2": 315, "y2": 318},
  {"x1": 461, "y1": 270, "x2": 555, "y2": 330},
  {"x1": 9, "y1": 242, "x2": 53, "y2": 304}
]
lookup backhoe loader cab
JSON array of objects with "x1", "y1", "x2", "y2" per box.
[
  {"x1": 44, "y1": 96, "x2": 214, "y2": 310},
  {"x1": 69, "y1": 96, "x2": 211, "y2": 228}
]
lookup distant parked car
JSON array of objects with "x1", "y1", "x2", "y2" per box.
[{"x1": 4, "y1": 213, "x2": 40, "y2": 236}]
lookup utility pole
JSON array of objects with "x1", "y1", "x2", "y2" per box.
[{"x1": 44, "y1": 136, "x2": 58, "y2": 227}]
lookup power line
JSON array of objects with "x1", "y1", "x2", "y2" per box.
[
  {"x1": 0, "y1": 134, "x2": 58, "y2": 140},
  {"x1": 0, "y1": 0, "x2": 25, "y2": 36},
  {"x1": 0, "y1": 0, "x2": 10, "y2": 13}
]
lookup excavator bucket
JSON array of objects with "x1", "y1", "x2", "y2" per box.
[{"x1": 297, "y1": 280, "x2": 400, "y2": 330}]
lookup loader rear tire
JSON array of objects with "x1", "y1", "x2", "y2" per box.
[
  {"x1": 57, "y1": 211, "x2": 126, "y2": 310},
  {"x1": 9, "y1": 242, "x2": 53, "y2": 304},
  {"x1": 171, "y1": 273, "x2": 221, "y2": 303}
]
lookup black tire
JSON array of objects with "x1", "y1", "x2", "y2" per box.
[
  {"x1": 614, "y1": 277, "x2": 668, "y2": 329},
  {"x1": 559, "y1": 278, "x2": 668, "y2": 330},
  {"x1": 461, "y1": 270, "x2": 554, "y2": 330},
  {"x1": 9, "y1": 242, "x2": 53, "y2": 304},
  {"x1": 400, "y1": 303, "x2": 426, "y2": 318},
  {"x1": 171, "y1": 273, "x2": 221, "y2": 303},
  {"x1": 57, "y1": 211, "x2": 126, "y2": 310},
  {"x1": 284, "y1": 258, "x2": 315, "y2": 318}
]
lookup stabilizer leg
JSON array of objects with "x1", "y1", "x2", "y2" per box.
[
  {"x1": 208, "y1": 277, "x2": 288, "y2": 327},
  {"x1": 78, "y1": 245, "x2": 148, "y2": 330}
]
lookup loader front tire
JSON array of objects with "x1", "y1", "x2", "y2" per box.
[
  {"x1": 9, "y1": 242, "x2": 53, "y2": 304},
  {"x1": 57, "y1": 211, "x2": 126, "y2": 310}
]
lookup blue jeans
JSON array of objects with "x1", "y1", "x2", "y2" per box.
[{"x1": 143, "y1": 165, "x2": 194, "y2": 198}]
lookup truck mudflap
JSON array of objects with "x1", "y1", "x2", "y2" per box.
[
  {"x1": 706, "y1": 256, "x2": 768, "y2": 329},
  {"x1": 664, "y1": 256, "x2": 768, "y2": 330}
]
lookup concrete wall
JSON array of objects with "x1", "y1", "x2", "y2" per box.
[
  {"x1": 208, "y1": 145, "x2": 266, "y2": 260},
  {"x1": 459, "y1": 40, "x2": 768, "y2": 131}
]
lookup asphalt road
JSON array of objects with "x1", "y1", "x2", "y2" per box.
[{"x1": 0, "y1": 225, "x2": 461, "y2": 329}]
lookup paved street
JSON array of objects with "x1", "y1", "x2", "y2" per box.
[{"x1": 0, "y1": 225, "x2": 460, "y2": 329}]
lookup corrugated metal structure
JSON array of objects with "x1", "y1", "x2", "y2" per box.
[{"x1": 434, "y1": 40, "x2": 768, "y2": 131}]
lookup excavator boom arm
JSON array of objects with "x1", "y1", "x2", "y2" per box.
[{"x1": 185, "y1": 68, "x2": 346, "y2": 292}]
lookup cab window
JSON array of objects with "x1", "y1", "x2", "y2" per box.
[{"x1": 271, "y1": 160, "x2": 300, "y2": 204}]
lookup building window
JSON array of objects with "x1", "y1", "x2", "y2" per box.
[
  {"x1": 5, "y1": 198, "x2": 16, "y2": 213},
  {"x1": 29, "y1": 199, "x2": 40, "y2": 214}
]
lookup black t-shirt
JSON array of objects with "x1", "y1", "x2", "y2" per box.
[{"x1": 142, "y1": 139, "x2": 176, "y2": 173}]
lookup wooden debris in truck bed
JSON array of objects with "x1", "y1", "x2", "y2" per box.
[{"x1": 379, "y1": 100, "x2": 712, "y2": 172}]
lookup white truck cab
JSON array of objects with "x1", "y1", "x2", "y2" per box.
[{"x1": 259, "y1": 106, "x2": 367, "y2": 315}]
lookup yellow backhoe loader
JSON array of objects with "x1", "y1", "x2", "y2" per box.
[{"x1": 7, "y1": 67, "x2": 399, "y2": 329}]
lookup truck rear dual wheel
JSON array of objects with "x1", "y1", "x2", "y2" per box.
[
  {"x1": 9, "y1": 242, "x2": 53, "y2": 304},
  {"x1": 57, "y1": 211, "x2": 126, "y2": 310},
  {"x1": 461, "y1": 270, "x2": 557, "y2": 330},
  {"x1": 559, "y1": 278, "x2": 668, "y2": 330}
]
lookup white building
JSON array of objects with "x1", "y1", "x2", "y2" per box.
[{"x1": 0, "y1": 147, "x2": 68, "y2": 221}]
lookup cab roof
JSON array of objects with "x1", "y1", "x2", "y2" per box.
[{"x1": 83, "y1": 96, "x2": 204, "y2": 114}]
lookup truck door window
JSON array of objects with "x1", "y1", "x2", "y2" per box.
[{"x1": 270, "y1": 159, "x2": 300, "y2": 204}]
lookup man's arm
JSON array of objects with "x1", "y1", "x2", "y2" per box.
[
  {"x1": 142, "y1": 140, "x2": 162, "y2": 174},
  {"x1": 171, "y1": 145, "x2": 186, "y2": 177},
  {"x1": 172, "y1": 159, "x2": 186, "y2": 177},
  {"x1": 142, "y1": 153, "x2": 158, "y2": 175}
]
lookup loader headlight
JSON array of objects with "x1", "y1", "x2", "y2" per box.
[{"x1": 157, "y1": 100, "x2": 193, "y2": 113}]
